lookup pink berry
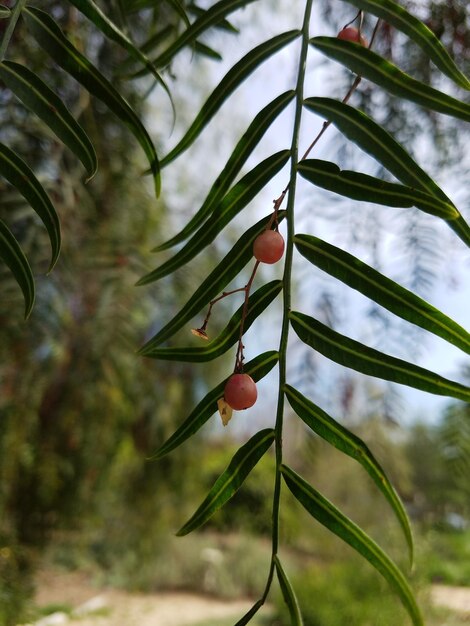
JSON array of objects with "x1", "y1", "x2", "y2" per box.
[
  {"x1": 337, "y1": 26, "x2": 367, "y2": 47},
  {"x1": 224, "y1": 374, "x2": 258, "y2": 411},
  {"x1": 253, "y1": 230, "x2": 285, "y2": 264}
]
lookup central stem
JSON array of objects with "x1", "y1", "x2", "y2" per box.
[{"x1": 262, "y1": 0, "x2": 314, "y2": 600}]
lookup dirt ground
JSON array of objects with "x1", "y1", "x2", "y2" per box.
[
  {"x1": 31, "y1": 569, "x2": 256, "y2": 626},
  {"x1": 430, "y1": 585, "x2": 470, "y2": 615},
  {"x1": 28, "y1": 568, "x2": 470, "y2": 626}
]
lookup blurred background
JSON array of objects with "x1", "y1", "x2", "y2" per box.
[{"x1": 0, "y1": 1, "x2": 469, "y2": 625}]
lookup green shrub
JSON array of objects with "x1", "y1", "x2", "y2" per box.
[
  {"x1": 273, "y1": 559, "x2": 408, "y2": 626},
  {"x1": 0, "y1": 540, "x2": 34, "y2": 626},
  {"x1": 418, "y1": 528, "x2": 470, "y2": 585}
]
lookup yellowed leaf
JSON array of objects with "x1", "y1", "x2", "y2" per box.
[
  {"x1": 191, "y1": 327, "x2": 209, "y2": 340},
  {"x1": 217, "y1": 398, "x2": 233, "y2": 426}
]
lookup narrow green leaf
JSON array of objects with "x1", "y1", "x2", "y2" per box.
[
  {"x1": 23, "y1": 7, "x2": 161, "y2": 196},
  {"x1": 137, "y1": 210, "x2": 286, "y2": 352},
  {"x1": 155, "y1": 90, "x2": 294, "y2": 251},
  {"x1": 144, "y1": 280, "x2": 282, "y2": 361},
  {"x1": 0, "y1": 60, "x2": 97, "y2": 180},
  {"x1": 143, "y1": 150, "x2": 289, "y2": 282},
  {"x1": 233, "y1": 600, "x2": 264, "y2": 626},
  {"x1": 67, "y1": 0, "x2": 172, "y2": 100},
  {"x1": 274, "y1": 556, "x2": 304, "y2": 625},
  {"x1": 297, "y1": 159, "x2": 457, "y2": 221},
  {"x1": 303, "y1": 97, "x2": 470, "y2": 248},
  {"x1": 310, "y1": 37, "x2": 470, "y2": 122},
  {"x1": 0, "y1": 5, "x2": 11, "y2": 18},
  {"x1": 153, "y1": 0, "x2": 258, "y2": 69},
  {"x1": 290, "y1": 311, "x2": 470, "y2": 403},
  {"x1": 0, "y1": 142, "x2": 60, "y2": 271},
  {"x1": 164, "y1": 0, "x2": 191, "y2": 28},
  {"x1": 281, "y1": 465, "x2": 423, "y2": 626},
  {"x1": 303, "y1": 98, "x2": 451, "y2": 205},
  {"x1": 161, "y1": 30, "x2": 300, "y2": 166},
  {"x1": 0, "y1": 218, "x2": 35, "y2": 318},
  {"x1": 294, "y1": 233, "x2": 470, "y2": 355},
  {"x1": 193, "y1": 40, "x2": 222, "y2": 61},
  {"x1": 177, "y1": 428, "x2": 275, "y2": 536},
  {"x1": 124, "y1": 0, "x2": 158, "y2": 12},
  {"x1": 188, "y1": 4, "x2": 239, "y2": 34},
  {"x1": 140, "y1": 25, "x2": 175, "y2": 56},
  {"x1": 149, "y1": 351, "x2": 278, "y2": 459},
  {"x1": 340, "y1": 0, "x2": 470, "y2": 90},
  {"x1": 284, "y1": 384, "x2": 413, "y2": 564},
  {"x1": 449, "y1": 216, "x2": 470, "y2": 250}
]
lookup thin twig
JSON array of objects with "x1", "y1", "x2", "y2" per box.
[{"x1": 234, "y1": 260, "x2": 260, "y2": 372}]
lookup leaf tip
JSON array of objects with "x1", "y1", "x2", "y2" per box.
[
  {"x1": 84, "y1": 168, "x2": 98, "y2": 184},
  {"x1": 24, "y1": 299, "x2": 35, "y2": 320}
]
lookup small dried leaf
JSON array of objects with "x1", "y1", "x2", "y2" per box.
[
  {"x1": 191, "y1": 328, "x2": 209, "y2": 340},
  {"x1": 217, "y1": 398, "x2": 233, "y2": 426}
]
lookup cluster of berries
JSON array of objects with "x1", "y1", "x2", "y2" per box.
[
  {"x1": 221, "y1": 25, "x2": 366, "y2": 416},
  {"x1": 223, "y1": 229, "x2": 284, "y2": 412}
]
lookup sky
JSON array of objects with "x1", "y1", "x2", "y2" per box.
[{"x1": 147, "y1": 0, "x2": 469, "y2": 429}]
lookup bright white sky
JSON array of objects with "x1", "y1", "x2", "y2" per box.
[{"x1": 148, "y1": 0, "x2": 469, "y2": 429}]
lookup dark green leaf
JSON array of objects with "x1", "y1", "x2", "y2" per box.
[
  {"x1": 23, "y1": 7, "x2": 161, "y2": 196},
  {"x1": 303, "y1": 98, "x2": 470, "y2": 248},
  {"x1": 0, "y1": 218, "x2": 35, "y2": 318},
  {"x1": 290, "y1": 311, "x2": 470, "y2": 403},
  {"x1": 284, "y1": 384, "x2": 413, "y2": 564},
  {"x1": 137, "y1": 211, "x2": 286, "y2": 352},
  {"x1": 161, "y1": 30, "x2": 300, "y2": 166},
  {"x1": 177, "y1": 428, "x2": 275, "y2": 535},
  {"x1": 281, "y1": 465, "x2": 423, "y2": 626},
  {"x1": 274, "y1": 556, "x2": 304, "y2": 625},
  {"x1": 0, "y1": 5, "x2": 11, "y2": 18},
  {"x1": 152, "y1": 0, "x2": 258, "y2": 69},
  {"x1": 297, "y1": 159, "x2": 457, "y2": 220},
  {"x1": 155, "y1": 90, "x2": 294, "y2": 251},
  {"x1": 340, "y1": 0, "x2": 470, "y2": 90},
  {"x1": 193, "y1": 40, "x2": 222, "y2": 61},
  {"x1": 294, "y1": 233, "x2": 470, "y2": 355},
  {"x1": 149, "y1": 351, "x2": 278, "y2": 459},
  {"x1": 310, "y1": 37, "x2": 470, "y2": 122},
  {"x1": 0, "y1": 141, "x2": 60, "y2": 270},
  {"x1": 233, "y1": 600, "x2": 264, "y2": 626},
  {"x1": 143, "y1": 150, "x2": 289, "y2": 281},
  {"x1": 164, "y1": 0, "x2": 191, "y2": 27},
  {"x1": 0, "y1": 60, "x2": 97, "y2": 179},
  {"x1": 140, "y1": 25, "x2": 175, "y2": 56},
  {"x1": 67, "y1": 0, "x2": 172, "y2": 99},
  {"x1": 144, "y1": 281, "x2": 282, "y2": 361},
  {"x1": 449, "y1": 216, "x2": 470, "y2": 249},
  {"x1": 188, "y1": 3, "x2": 239, "y2": 34},
  {"x1": 303, "y1": 98, "x2": 452, "y2": 205}
]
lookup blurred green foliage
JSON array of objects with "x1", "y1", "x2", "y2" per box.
[
  {"x1": 417, "y1": 528, "x2": 470, "y2": 586},
  {"x1": 0, "y1": 3, "x2": 222, "y2": 623},
  {"x1": 273, "y1": 559, "x2": 409, "y2": 626}
]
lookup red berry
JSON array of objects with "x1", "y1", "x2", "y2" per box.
[
  {"x1": 337, "y1": 26, "x2": 367, "y2": 47},
  {"x1": 224, "y1": 374, "x2": 257, "y2": 411},
  {"x1": 253, "y1": 230, "x2": 285, "y2": 264}
]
